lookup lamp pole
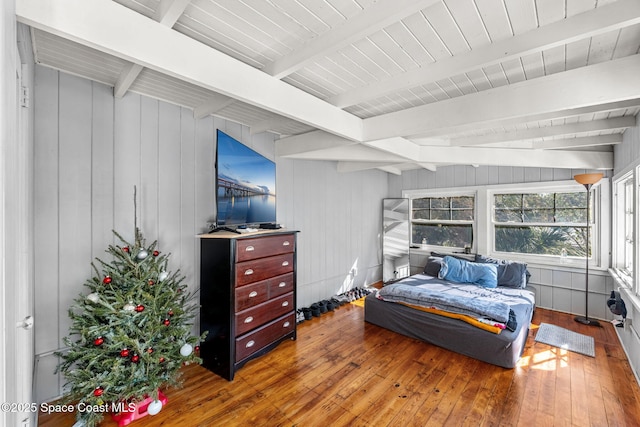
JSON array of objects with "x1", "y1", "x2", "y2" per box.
[{"x1": 573, "y1": 173, "x2": 603, "y2": 327}]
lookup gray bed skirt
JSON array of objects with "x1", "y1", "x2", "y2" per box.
[{"x1": 364, "y1": 292, "x2": 534, "y2": 368}]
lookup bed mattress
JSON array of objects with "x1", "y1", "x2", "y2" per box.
[{"x1": 364, "y1": 278, "x2": 535, "y2": 368}]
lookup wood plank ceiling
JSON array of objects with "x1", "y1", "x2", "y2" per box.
[{"x1": 16, "y1": 0, "x2": 640, "y2": 173}]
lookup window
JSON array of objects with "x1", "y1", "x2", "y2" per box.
[
  {"x1": 404, "y1": 179, "x2": 607, "y2": 268},
  {"x1": 623, "y1": 177, "x2": 634, "y2": 276},
  {"x1": 613, "y1": 172, "x2": 634, "y2": 284},
  {"x1": 410, "y1": 195, "x2": 474, "y2": 249},
  {"x1": 492, "y1": 191, "x2": 589, "y2": 257}
]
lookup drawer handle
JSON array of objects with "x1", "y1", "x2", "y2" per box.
[
  {"x1": 278, "y1": 282, "x2": 286, "y2": 288},
  {"x1": 283, "y1": 321, "x2": 290, "y2": 328},
  {"x1": 282, "y1": 261, "x2": 289, "y2": 267},
  {"x1": 282, "y1": 301, "x2": 289, "y2": 307},
  {"x1": 249, "y1": 291, "x2": 258, "y2": 298},
  {"x1": 283, "y1": 241, "x2": 290, "y2": 246},
  {"x1": 244, "y1": 269, "x2": 254, "y2": 276},
  {"x1": 246, "y1": 340, "x2": 255, "y2": 348},
  {"x1": 245, "y1": 245, "x2": 255, "y2": 252},
  {"x1": 244, "y1": 316, "x2": 254, "y2": 324}
]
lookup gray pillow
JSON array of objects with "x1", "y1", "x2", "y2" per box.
[
  {"x1": 474, "y1": 254, "x2": 529, "y2": 289},
  {"x1": 423, "y1": 256, "x2": 444, "y2": 277}
]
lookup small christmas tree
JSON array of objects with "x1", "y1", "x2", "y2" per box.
[{"x1": 56, "y1": 224, "x2": 206, "y2": 427}]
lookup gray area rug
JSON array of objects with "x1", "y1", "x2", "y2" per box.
[{"x1": 534, "y1": 323, "x2": 595, "y2": 357}]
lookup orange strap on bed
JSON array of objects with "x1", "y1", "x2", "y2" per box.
[{"x1": 394, "y1": 301, "x2": 504, "y2": 334}]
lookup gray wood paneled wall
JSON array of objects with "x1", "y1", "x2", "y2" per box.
[
  {"x1": 612, "y1": 115, "x2": 640, "y2": 387},
  {"x1": 388, "y1": 165, "x2": 615, "y2": 320},
  {"x1": 33, "y1": 66, "x2": 388, "y2": 402}
]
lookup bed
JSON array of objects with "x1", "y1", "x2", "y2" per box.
[{"x1": 364, "y1": 254, "x2": 536, "y2": 368}]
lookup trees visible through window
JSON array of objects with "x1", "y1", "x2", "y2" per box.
[
  {"x1": 493, "y1": 191, "x2": 589, "y2": 257},
  {"x1": 411, "y1": 196, "x2": 474, "y2": 248}
]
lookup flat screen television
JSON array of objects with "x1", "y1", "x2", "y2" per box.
[{"x1": 215, "y1": 130, "x2": 276, "y2": 228}]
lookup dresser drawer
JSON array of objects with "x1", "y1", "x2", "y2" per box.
[
  {"x1": 235, "y1": 281, "x2": 269, "y2": 311},
  {"x1": 235, "y1": 292, "x2": 294, "y2": 336},
  {"x1": 235, "y1": 312, "x2": 295, "y2": 362},
  {"x1": 268, "y1": 273, "x2": 294, "y2": 299},
  {"x1": 235, "y1": 253, "x2": 294, "y2": 287},
  {"x1": 236, "y1": 234, "x2": 295, "y2": 262}
]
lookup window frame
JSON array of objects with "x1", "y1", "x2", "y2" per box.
[
  {"x1": 612, "y1": 170, "x2": 636, "y2": 291},
  {"x1": 404, "y1": 188, "x2": 477, "y2": 253},
  {"x1": 403, "y1": 179, "x2": 609, "y2": 269},
  {"x1": 487, "y1": 181, "x2": 604, "y2": 267}
]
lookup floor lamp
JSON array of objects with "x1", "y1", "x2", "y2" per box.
[{"x1": 573, "y1": 173, "x2": 603, "y2": 327}]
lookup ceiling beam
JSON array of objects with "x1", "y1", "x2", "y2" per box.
[
  {"x1": 114, "y1": 63, "x2": 144, "y2": 98},
  {"x1": 279, "y1": 143, "x2": 408, "y2": 163},
  {"x1": 275, "y1": 130, "x2": 359, "y2": 158},
  {"x1": 250, "y1": 116, "x2": 294, "y2": 135},
  {"x1": 263, "y1": 0, "x2": 441, "y2": 79},
  {"x1": 17, "y1": 0, "x2": 363, "y2": 141},
  {"x1": 329, "y1": 0, "x2": 640, "y2": 108},
  {"x1": 337, "y1": 161, "x2": 404, "y2": 175},
  {"x1": 449, "y1": 116, "x2": 636, "y2": 146},
  {"x1": 114, "y1": 0, "x2": 192, "y2": 98},
  {"x1": 363, "y1": 54, "x2": 640, "y2": 141},
  {"x1": 416, "y1": 163, "x2": 438, "y2": 172},
  {"x1": 409, "y1": 99, "x2": 640, "y2": 140},
  {"x1": 536, "y1": 134, "x2": 623, "y2": 150},
  {"x1": 155, "y1": 0, "x2": 191, "y2": 27},
  {"x1": 193, "y1": 94, "x2": 235, "y2": 119},
  {"x1": 417, "y1": 146, "x2": 612, "y2": 169}
]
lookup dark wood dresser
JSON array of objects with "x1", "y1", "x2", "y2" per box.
[{"x1": 199, "y1": 230, "x2": 297, "y2": 380}]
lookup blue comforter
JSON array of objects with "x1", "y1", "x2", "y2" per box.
[{"x1": 377, "y1": 274, "x2": 534, "y2": 323}]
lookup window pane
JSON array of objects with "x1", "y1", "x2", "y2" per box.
[
  {"x1": 430, "y1": 198, "x2": 449, "y2": 209},
  {"x1": 523, "y1": 193, "x2": 554, "y2": 209},
  {"x1": 413, "y1": 198, "x2": 430, "y2": 209},
  {"x1": 413, "y1": 224, "x2": 473, "y2": 248},
  {"x1": 430, "y1": 209, "x2": 450, "y2": 220},
  {"x1": 523, "y1": 209, "x2": 554, "y2": 222},
  {"x1": 412, "y1": 209, "x2": 430, "y2": 220},
  {"x1": 495, "y1": 194, "x2": 521, "y2": 209},
  {"x1": 556, "y1": 208, "x2": 584, "y2": 223},
  {"x1": 451, "y1": 196, "x2": 474, "y2": 209},
  {"x1": 452, "y1": 209, "x2": 473, "y2": 221},
  {"x1": 495, "y1": 226, "x2": 587, "y2": 257},
  {"x1": 494, "y1": 209, "x2": 521, "y2": 222},
  {"x1": 556, "y1": 192, "x2": 585, "y2": 208}
]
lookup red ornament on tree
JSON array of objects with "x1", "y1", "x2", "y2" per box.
[
  {"x1": 135, "y1": 304, "x2": 145, "y2": 312},
  {"x1": 122, "y1": 246, "x2": 130, "y2": 253},
  {"x1": 194, "y1": 345, "x2": 200, "y2": 353},
  {"x1": 167, "y1": 309, "x2": 174, "y2": 317},
  {"x1": 94, "y1": 337, "x2": 104, "y2": 346},
  {"x1": 93, "y1": 386, "x2": 104, "y2": 397},
  {"x1": 120, "y1": 348, "x2": 130, "y2": 358},
  {"x1": 153, "y1": 250, "x2": 160, "y2": 257},
  {"x1": 159, "y1": 357, "x2": 166, "y2": 363},
  {"x1": 131, "y1": 354, "x2": 140, "y2": 363},
  {"x1": 102, "y1": 276, "x2": 112, "y2": 284},
  {"x1": 148, "y1": 280, "x2": 155, "y2": 286},
  {"x1": 147, "y1": 347, "x2": 154, "y2": 354},
  {"x1": 163, "y1": 319, "x2": 170, "y2": 326}
]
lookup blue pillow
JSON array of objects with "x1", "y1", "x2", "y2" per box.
[
  {"x1": 439, "y1": 256, "x2": 498, "y2": 288},
  {"x1": 474, "y1": 254, "x2": 529, "y2": 289}
]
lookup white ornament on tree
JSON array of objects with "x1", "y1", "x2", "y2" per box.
[
  {"x1": 158, "y1": 271, "x2": 169, "y2": 281},
  {"x1": 137, "y1": 250, "x2": 148, "y2": 260},
  {"x1": 86, "y1": 293, "x2": 100, "y2": 303},
  {"x1": 180, "y1": 343, "x2": 193, "y2": 357},
  {"x1": 146, "y1": 399, "x2": 163, "y2": 416},
  {"x1": 123, "y1": 303, "x2": 136, "y2": 312}
]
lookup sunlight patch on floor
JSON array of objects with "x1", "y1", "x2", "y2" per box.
[{"x1": 519, "y1": 348, "x2": 569, "y2": 371}]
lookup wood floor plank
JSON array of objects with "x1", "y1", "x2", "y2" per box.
[{"x1": 38, "y1": 306, "x2": 640, "y2": 427}]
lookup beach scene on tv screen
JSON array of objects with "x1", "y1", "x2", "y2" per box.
[{"x1": 217, "y1": 132, "x2": 276, "y2": 226}]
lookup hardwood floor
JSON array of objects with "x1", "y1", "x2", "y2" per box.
[{"x1": 39, "y1": 301, "x2": 640, "y2": 426}]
